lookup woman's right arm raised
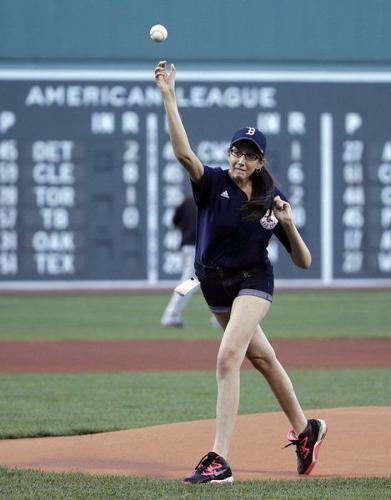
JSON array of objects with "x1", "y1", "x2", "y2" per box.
[{"x1": 155, "y1": 61, "x2": 204, "y2": 183}]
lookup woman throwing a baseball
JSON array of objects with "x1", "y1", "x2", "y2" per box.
[{"x1": 155, "y1": 60, "x2": 327, "y2": 484}]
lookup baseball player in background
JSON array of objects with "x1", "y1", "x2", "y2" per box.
[
  {"x1": 155, "y1": 60, "x2": 327, "y2": 485},
  {"x1": 161, "y1": 196, "x2": 197, "y2": 327}
]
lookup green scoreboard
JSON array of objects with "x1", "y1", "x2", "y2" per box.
[{"x1": 0, "y1": 69, "x2": 390, "y2": 289}]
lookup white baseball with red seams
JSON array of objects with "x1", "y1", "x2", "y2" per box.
[{"x1": 149, "y1": 24, "x2": 168, "y2": 43}]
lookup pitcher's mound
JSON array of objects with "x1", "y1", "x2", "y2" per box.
[{"x1": 0, "y1": 407, "x2": 389, "y2": 480}]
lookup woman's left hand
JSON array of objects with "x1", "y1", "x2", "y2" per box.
[{"x1": 273, "y1": 195, "x2": 293, "y2": 225}]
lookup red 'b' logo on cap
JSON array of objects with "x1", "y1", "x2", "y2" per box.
[{"x1": 246, "y1": 127, "x2": 256, "y2": 135}]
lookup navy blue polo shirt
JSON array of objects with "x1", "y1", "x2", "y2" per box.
[{"x1": 192, "y1": 165, "x2": 291, "y2": 270}]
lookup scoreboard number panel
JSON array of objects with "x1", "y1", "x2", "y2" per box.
[{"x1": 0, "y1": 70, "x2": 390, "y2": 289}]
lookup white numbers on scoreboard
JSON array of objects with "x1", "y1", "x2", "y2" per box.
[
  {"x1": 0, "y1": 139, "x2": 18, "y2": 274},
  {"x1": 122, "y1": 140, "x2": 140, "y2": 230},
  {"x1": 1, "y1": 78, "x2": 391, "y2": 285},
  {"x1": 341, "y1": 137, "x2": 365, "y2": 273},
  {"x1": 161, "y1": 140, "x2": 184, "y2": 275},
  {"x1": 256, "y1": 112, "x2": 308, "y2": 267},
  {"x1": 287, "y1": 149, "x2": 306, "y2": 229}
]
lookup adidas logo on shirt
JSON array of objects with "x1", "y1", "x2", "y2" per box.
[{"x1": 220, "y1": 190, "x2": 229, "y2": 199}]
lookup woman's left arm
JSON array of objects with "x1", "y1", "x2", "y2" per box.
[{"x1": 273, "y1": 195, "x2": 312, "y2": 269}]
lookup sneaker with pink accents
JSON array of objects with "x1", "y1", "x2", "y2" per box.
[
  {"x1": 183, "y1": 451, "x2": 234, "y2": 484},
  {"x1": 284, "y1": 419, "x2": 327, "y2": 475}
]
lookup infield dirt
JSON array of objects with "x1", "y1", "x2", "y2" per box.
[
  {"x1": 0, "y1": 407, "x2": 389, "y2": 480},
  {"x1": 0, "y1": 338, "x2": 389, "y2": 372},
  {"x1": 0, "y1": 338, "x2": 389, "y2": 480}
]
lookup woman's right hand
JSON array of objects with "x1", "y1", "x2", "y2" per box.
[
  {"x1": 154, "y1": 60, "x2": 176, "y2": 97},
  {"x1": 154, "y1": 60, "x2": 204, "y2": 182}
]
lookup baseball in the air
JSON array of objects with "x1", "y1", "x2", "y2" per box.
[{"x1": 149, "y1": 24, "x2": 168, "y2": 43}]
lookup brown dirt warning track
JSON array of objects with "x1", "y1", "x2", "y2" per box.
[{"x1": 0, "y1": 338, "x2": 390, "y2": 480}]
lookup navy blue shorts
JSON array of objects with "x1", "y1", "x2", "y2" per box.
[{"x1": 194, "y1": 262, "x2": 274, "y2": 313}]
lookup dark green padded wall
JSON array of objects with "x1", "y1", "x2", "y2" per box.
[{"x1": 0, "y1": 0, "x2": 389, "y2": 66}]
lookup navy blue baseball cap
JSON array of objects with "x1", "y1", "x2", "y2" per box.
[{"x1": 230, "y1": 127, "x2": 267, "y2": 156}]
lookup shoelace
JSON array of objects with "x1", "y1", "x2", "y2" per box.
[
  {"x1": 194, "y1": 453, "x2": 215, "y2": 471},
  {"x1": 283, "y1": 437, "x2": 310, "y2": 459}
]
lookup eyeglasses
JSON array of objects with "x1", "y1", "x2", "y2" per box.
[{"x1": 229, "y1": 148, "x2": 261, "y2": 162}]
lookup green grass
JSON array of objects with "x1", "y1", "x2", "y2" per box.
[
  {"x1": 0, "y1": 290, "x2": 390, "y2": 497},
  {"x1": 0, "y1": 290, "x2": 390, "y2": 340},
  {"x1": 0, "y1": 369, "x2": 389, "y2": 439},
  {"x1": 0, "y1": 468, "x2": 390, "y2": 500}
]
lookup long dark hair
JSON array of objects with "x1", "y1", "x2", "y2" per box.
[{"x1": 241, "y1": 162, "x2": 275, "y2": 221}]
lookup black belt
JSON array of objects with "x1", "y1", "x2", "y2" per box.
[{"x1": 194, "y1": 262, "x2": 264, "y2": 281}]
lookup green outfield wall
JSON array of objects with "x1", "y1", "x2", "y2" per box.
[
  {"x1": 0, "y1": 2, "x2": 390, "y2": 290},
  {"x1": 0, "y1": 0, "x2": 390, "y2": 66}
]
